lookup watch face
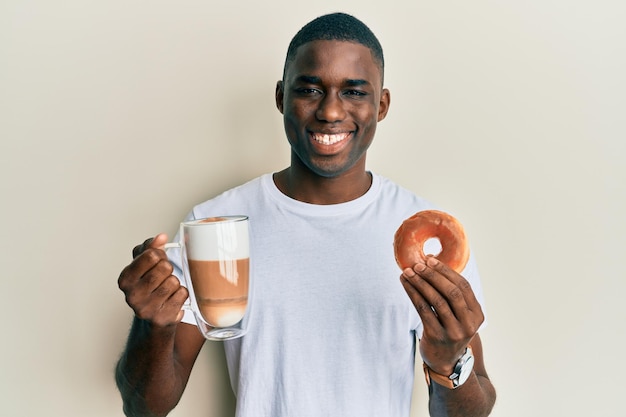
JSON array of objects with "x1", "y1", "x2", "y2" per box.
[{"x1": 457, "y1": 355, "x2": 475, "y2": 385}]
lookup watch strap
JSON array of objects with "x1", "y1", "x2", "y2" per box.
[
  {"x1": 423, "y1": 362, "x2": 456, "y2": 389},
  {"x1": 423, "y1": 345, "x2": 473, "y2": 389}
]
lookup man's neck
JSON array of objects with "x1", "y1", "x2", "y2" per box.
[{"x1": 273, "y1": 166, "x2": 372, "y2": 205}]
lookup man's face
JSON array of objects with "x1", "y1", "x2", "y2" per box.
[{"x1": 276, "y1": 40, "x2": 390, "y2": 178}]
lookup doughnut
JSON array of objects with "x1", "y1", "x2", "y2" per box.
[{"x1": 393, "y1": 210, "x2": 469, "y2": 273}]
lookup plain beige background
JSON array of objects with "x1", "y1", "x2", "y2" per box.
[{"x1": 1, "y1": 1, "x2": 624, "y2": 416}]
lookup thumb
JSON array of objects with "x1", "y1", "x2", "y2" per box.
[
  {"x1": 150, "y1": 233, "x2": 169, "y2": 250},
  {"x1": 132, "y1": 233, "x2": 168, "y2": 258}
]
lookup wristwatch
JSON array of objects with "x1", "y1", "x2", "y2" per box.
[{"x1": 423, "y1": 346, "x2": 474, "y2": 389}]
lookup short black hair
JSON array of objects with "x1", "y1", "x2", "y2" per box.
[{"x1": 283, "y1": 12, "x2": 385, "y2": 82}]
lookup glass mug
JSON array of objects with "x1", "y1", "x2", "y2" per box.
[{"x1": 165, "y1": 215, "x2": 251, "y2": 340}]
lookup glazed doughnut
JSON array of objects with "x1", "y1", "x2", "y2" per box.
[{"x1": 393, "y1": 210, "x2": 469, "y2": 273}]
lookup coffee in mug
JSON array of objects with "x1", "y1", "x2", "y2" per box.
[
  {"x1": 187, "y1": 217, "x2": 249, "y2": 327},
  {"x1": 166, "y1": 215, "x2": 251, "y2": 340}
]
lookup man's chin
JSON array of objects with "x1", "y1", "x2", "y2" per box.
[{"x1": 305, "y1": 161, "x2": 355, "y2": 179}]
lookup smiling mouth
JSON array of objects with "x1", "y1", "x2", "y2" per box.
[{"x1": 310, "y1": 132, "x2": 350, "y2": 145}]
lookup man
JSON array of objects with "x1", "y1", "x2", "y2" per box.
[{"x1": 116, "y1": 12, "x2": 496, "y2": 417}]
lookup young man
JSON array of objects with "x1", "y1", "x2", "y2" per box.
[{"x1": 116, "y1": 12, "x2": 496, "y2": 417}]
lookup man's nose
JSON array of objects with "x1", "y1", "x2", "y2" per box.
[{"x1": 316, "y1": 93, "x2": 346, "y2": 123}]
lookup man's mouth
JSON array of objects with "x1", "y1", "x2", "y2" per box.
[{"x1": 310, "y1": 132, "x2": 350, "y2": 145}]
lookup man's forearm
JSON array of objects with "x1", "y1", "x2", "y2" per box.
[
  {"x1": 428, "y1": 372, "x2": 496, "y2": 417},
  {"x1": 115, "y1": 318, "x2": 185, "y2": 417}
]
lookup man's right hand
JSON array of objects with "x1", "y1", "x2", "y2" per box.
[{"x1": 118, "y1": 233, "x2": 189, "y2": 328}]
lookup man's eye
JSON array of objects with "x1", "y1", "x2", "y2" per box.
[
  {"x1": 295, "y1": 88, "x2": 320, "y2": 95},
  {"x1": 344, "y1": 90, "x2": 366, "y2": 97}
]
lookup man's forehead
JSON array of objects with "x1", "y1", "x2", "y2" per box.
[
  {"x1": 292, "y1": 39, "x2": 374, "y2": 62},
  {"x1": 286, "y1": 40, "x2": 382, "y2": 82}
]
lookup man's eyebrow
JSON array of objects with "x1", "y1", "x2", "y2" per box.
[
  {"x1": 345, "y1": 79, "x2": 369, "y2": 87},
  {"x1": 294, "y1": 76, "x2": 371, "y2": 87},
  {"x1": 296, "y1": 75, "x2": 322, "y2": 84}
]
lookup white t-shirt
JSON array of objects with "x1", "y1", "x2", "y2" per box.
[{"x1": 168, "y1": 172, "x2": 486, "y2": 417}]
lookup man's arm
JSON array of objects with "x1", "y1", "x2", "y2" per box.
[
  {"x1": 401, "y1": 256, "x2": 496, "y2": 417},
  {"x1": 116, "y1": 234, "x2": 206, "y2": 417},
  {"x1": 425, "y1": 334, "x2": 496, "y2": 417}
]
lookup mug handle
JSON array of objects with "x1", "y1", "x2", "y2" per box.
[{"x1": 163, "y1": 242, "x2": 192, "y2": 312}]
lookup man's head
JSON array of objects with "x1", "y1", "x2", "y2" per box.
[
  {"x1": 275, "y1": 13, "x2": 390, "y2": 181},
  {"x1": 283, "y1": 13, "x2": 385, "y2": 85}
]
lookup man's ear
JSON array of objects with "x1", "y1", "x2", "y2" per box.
[
  {"x1": 377, "y1": 88, "x2": 391, "y2": 122},
  {"x1": 275, "y1": 81, "x2": 284, "y2": 114}
]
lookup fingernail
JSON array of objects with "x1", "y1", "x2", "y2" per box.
[
  {"x1": 402, "y1": 267, "x2": 416, "y2": 277},
  {"x1": 427, "y1": 257, "x2": 439, "y2": 267},
  {"x1": 414, "y1": 261, "x2": 427, "y2": 272}
]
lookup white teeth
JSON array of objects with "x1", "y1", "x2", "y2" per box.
[{"x1": 312, "y1": 133, "x2": 349, "y2": 145}]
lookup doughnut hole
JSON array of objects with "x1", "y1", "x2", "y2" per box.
[{"x1": 423, "y1": 237, "x2": 442, "y2": 257}]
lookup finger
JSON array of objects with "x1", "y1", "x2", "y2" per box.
[
  {"x1": 400, "y1": 269, "x2": 443, "y2": 333},
  {"x1": 163, "y1": 283, "x2": 189, "y2": 316},
  {"x1": 128, "y1": 246, "x2": 169, "y2": 279},
  {"x1": 133, "y1": 274, "x2": 181, "y2": 319},
  {"x1": 428, "y1": 257, "x2": 481, "y2": 308},
  {"x1": 132, "y1": 237, "x2": 154, "y2": 258},
  {"x1": 119, "y1": 261, "x2": 171, "y2": 316},
  {"x1": 140, "y1": 256, "x2": 175, "y2": 292},
  {"x1": 419, "y1": 257, "x2": 484, "y2": 334},
  {"x1": 147, "y1": 278, "x2": 189, "y2": 327},
  {"x1": 424, "y1": 257, "x2": 483, "y2": 322},
  {"x1": 119, "y1": 248, "x2": 169, "y2": 294},
  {"x1": 408, "y1": 259, "x2": 465, "y2": 326}
]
